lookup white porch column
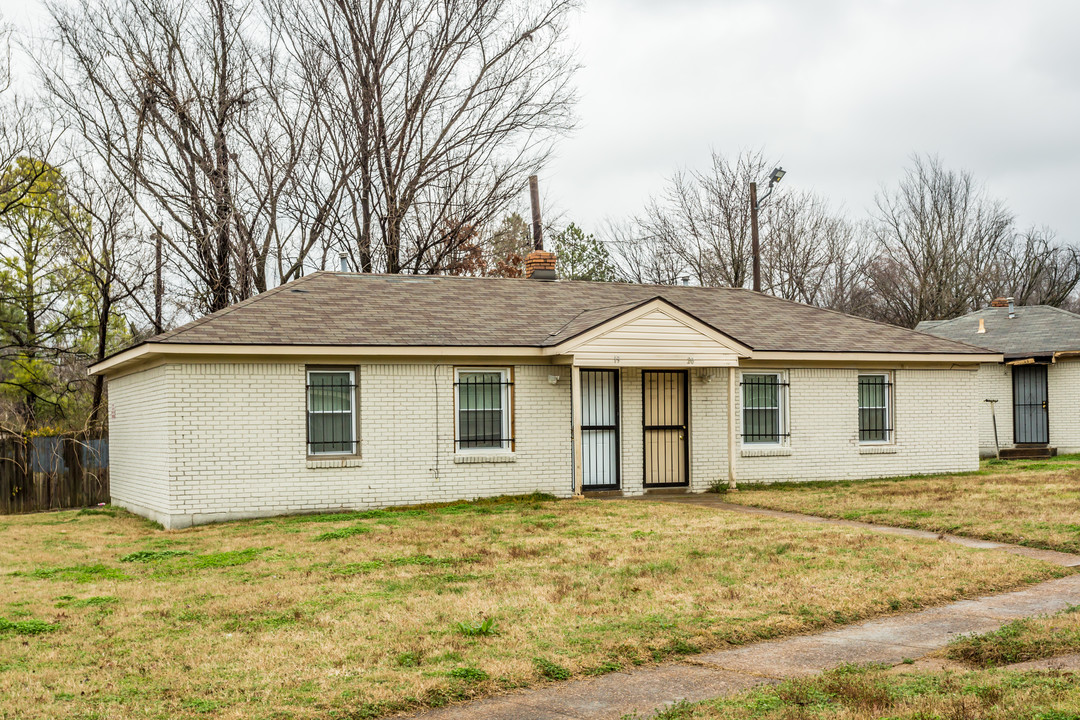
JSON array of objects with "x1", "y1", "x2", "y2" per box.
[
  {"x1": 571, "y1": 364, "x2": 584, "y2": 497},
  {"x1": 728, "y1": 366, "x2": 738, "y2": 490}
]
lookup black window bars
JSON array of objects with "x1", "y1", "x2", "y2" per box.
[
  {"x1": 306, "y1": 371, "x2": 357, "y2": 455},
  {"x1": 858, "y1": 375, "x2": 893, "y2": 442},
  {"x1": 741, "y1": 374, "x2": 790, "y2": 443},
  {"x1": 455, "y1": 373, "x2": 514, "y2": 450}
]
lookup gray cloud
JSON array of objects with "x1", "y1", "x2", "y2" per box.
[{"x1": 546, "y1": 0, "x2": 1080, "y2": 241}]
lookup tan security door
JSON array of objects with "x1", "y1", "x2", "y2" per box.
[{"x1": 642, "y1": 370, "x2": 688, "y2": 487}]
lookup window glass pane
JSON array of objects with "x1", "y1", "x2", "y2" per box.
[
  {"x1": 858, "y1": 375, "x2": 890, "y2": 442},
  {"x1": 458, "y1": 371, "x2": 506, "y2": 449},
  {"x1": 742, "y1": 374, "x2": 782, "y2": 443},
  {"x1": 459, "y1": 372, "x2": 503, "y2": 411},
  {"x1": 859, "y1": 376, "x2": 885, "y2": 409},
  {"x1": 307, "y1": 371, "x2": 354, "y2": 454},
  {"x1": 743, "y1": 375, "x2": 778, "y2": 408},
  {"x1": 309, "y1": 372, "x2": 352, "y2": 413},
  {"x1": 309, "y1": 413, "x2": 352, "y2": 453},
  {"x1": 744, "y1": 409, "x2": 779, "y2": 442}
]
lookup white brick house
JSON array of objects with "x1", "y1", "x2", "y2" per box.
[
  {"x1": 93, "y1": 265, "x2": 1000, "y2": 529},
  {"x1": 919, "y1": 300, "x2": 1080, "y2": 458}
]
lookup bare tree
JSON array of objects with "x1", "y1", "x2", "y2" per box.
[
  {"x1": 760, "y1": 191, "x2": 867, "y2": 307},
  {"x1": 59, "y1": 162, "x2": 152, "y2": 427},
  {"x1": 867, "y1": 154, "x2": 1014, "y2": 327},
  {"x1": 274, "y1": 0, "x2": 579, "y2": 275},
  {"x1": 37, "y1": 0, "x2": 330, "y2": 312},
  {"x1": 987, "y1": 227, "x2": 1080, "y2": 308},
  {"x1": 637, "y1": 150, "x2": 779, "y2": 288},
  {"x1": 605, "y1": 219, "x2": 683, "y2": 285}
]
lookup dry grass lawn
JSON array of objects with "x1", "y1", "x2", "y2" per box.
[
  {"x1": 722, "y1": 455, "x2": 1080, "y2": 554},
  {"x1": 945, "y1": 605, "x2": 1080, "y2": 667},
  {"x1": 0, "y1": 495, "x2": 1068, "y2": 719},
  {"x1": 641, "y1": 664, "x2": 1080, "y2": 720}
]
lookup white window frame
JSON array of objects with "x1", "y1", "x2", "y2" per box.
[
  {"x1": 858, "y1": 372, "x2": 893, "y2": 445},
  {"x1": 740, "y1": 371, "x2": 788, "y2": 446},
  {"x1": 306, "y1": 368, "x2": 358, "y2": 457},
  {"x1": 454, "y1": 367, "x2": 513, "y2": 453}
]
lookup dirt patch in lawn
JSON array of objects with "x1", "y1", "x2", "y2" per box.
[
  {"x1": 0, "y1": 495, "x2": 1066, "y2": 719},
  {"x1": 721, "y1": 455, "x2": 1080, "y2": 554}
]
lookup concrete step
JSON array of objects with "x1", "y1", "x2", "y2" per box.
[{"x1": 999, "y1": 446, "x2": 1057, "y2": 459}]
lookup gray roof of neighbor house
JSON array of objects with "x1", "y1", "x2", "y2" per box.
[
  {"x1": 143, "y1": 272, "x2": 990, "y2": 355},
  {"x1": 917, "y1": 305, "x2": 1080, "y2": 359}
]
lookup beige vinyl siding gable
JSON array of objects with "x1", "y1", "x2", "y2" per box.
[{"x1": 563, "y1": 306, "x2": 744, "y2": 367}]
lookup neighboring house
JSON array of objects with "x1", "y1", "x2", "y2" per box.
[
  {"x1": 918, "y1": 298, "x2": 1080, "y2": 458},
  {"x1": 91, "y1": 252, "x2": 999, "y2": 529}
]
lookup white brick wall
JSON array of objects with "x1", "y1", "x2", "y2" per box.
[
  {"x1": 733, "y1": 367, "x2": 980, "y2": 482},
  {"x1": 973, "y1": 360, "x2": 1080, "y2": 456},
  {"x1": 977, "y1": 362, "x2": 1014, "y2": 456},
  {"x1": 108, "y1": 365, "x2": 174, "y2": 524},
  {"x1": 108, "y1": 361, "x2": 981, "y2": 527},
  {"x1": 1049, "y1": 360, "x2": 1080, "y2": 453}
]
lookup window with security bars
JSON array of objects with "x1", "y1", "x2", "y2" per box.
[
  {"x1": 455, "y1": 369, "x2": 513, "y2": 451},
  {"x1": 306, "y1": 370, "x2": 357, "y2": 455},
  {"x1": 858, "y1": 374, "x2": 893, "y2": 443},
  {"x1": 741, "y1": 373, "x2": 788, "y2": 444}
]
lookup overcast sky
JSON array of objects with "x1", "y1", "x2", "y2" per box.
[
  {"x1": 4, "y1": 0, "x2": 1078, "y2": 242},
  {"x1": 546, "y1": 0, "x2": 1080, "y2": 240}
]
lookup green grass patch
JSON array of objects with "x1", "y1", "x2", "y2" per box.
[
  {"x1": 55, "y1": 595, "x2": 119, "y2": 609},
  {"x1": 75, "y1": 506, "x2": 123, "y2": 518},
  {"x1": 0, "y1": 617, "x2": 56, "y2": 636},
  {"x1": 653, "y1": 663, "x2": 1080, "y2": 719},
  {"x1": 186, "y1": 548, "x2": 265, "y2": 569},
  {"x1": 946, "y1": 607, "x2": 1080, "y2": 667},
  {"x1": 456, "y1": 618, "x2": 497, "y2": 637},
  {"x1": 533, "y1": 657, "x2": 571, "y2": 680},
  {"x1": 119, "y1": 550, "x2": 193, "y2": 563},
  {"x1": 313, "y1": 525, "x2": 372, "y2": 541},
  {"x1": 446, "y1": 666, "x2": 488, "y2": 682},
  {"x1": 15, "y1": 563, "x2": 128, "y2": 583}
]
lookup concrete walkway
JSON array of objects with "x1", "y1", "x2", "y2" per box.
[{"x1": 407, "y1": 500, "x2": 1080, "y2": 720}]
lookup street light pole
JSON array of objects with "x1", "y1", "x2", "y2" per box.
[
  {"x1": 749, "y1": 167, "x2": 786, "y2": 294},
  {"x1": 750, "y1": 181, "x2": 761, "y2": 292}
]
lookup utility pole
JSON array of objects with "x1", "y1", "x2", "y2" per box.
[
  {"x1": 154, "y1": 232, "x2": 163, "y2": 335},
  {"x1": 529, "y1": 175, "x2": 543, "y2": 250}
]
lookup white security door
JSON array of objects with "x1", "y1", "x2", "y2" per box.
[{"x1": 581, "y1": 370, "x2": 620, "y2": 490}]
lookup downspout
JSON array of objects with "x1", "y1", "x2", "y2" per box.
[{"x1": 727, "y1": 366, "x2": 737, "y2": 490}]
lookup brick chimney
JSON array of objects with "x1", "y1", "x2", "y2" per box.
[
  {"x1": 990, "y1": 297, "x2": 1009, "y2": 307},
  {"x1": 525, "y1": 250, "x2": 557, "y2": 280}
]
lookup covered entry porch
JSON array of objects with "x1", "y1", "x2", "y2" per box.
[{"x1": 544, "y1": 298, "x2": 748, "y2": 496}]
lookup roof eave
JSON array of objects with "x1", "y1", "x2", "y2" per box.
[{"x1": 91, "y1": 342, "x2": 1004, "y2": 377}]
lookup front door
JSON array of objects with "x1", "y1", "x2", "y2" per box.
[
  {"x1": 643, "y1": 370, "x2": 689, "y2": 487},
  {"x1": 581, "y1": 370, "x2": 620, "y2": 490},
  {"x1": 1013, "y1": 364, "x2": 1049, "y2": 445}
]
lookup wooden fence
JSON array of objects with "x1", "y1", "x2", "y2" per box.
[{"x1": 0, "y1": 433, "x2": 110, "y2": 514}]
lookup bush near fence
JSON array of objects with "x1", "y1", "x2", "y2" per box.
[{"x1": 0, "y1": 433, "x2": 109, "y2": 514}]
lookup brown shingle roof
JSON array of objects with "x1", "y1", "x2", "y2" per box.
[
  {"x1": 917, "y1": 305, "x2": 1080, "y2": 358},
  {"x1": 147, "y1": 272, "x2": 990, "y2": 355}
]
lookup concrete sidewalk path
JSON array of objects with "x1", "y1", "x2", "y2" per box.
[
  {"x1": 407, "y1": 499, "x2": 1080, "y2": 720},
  {"x1": 409, "y1": 575, "x2": 1080, "y2": 720},
  {"x1": 646, "y1": 494, "x2": 1080, "y2": 568}
]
